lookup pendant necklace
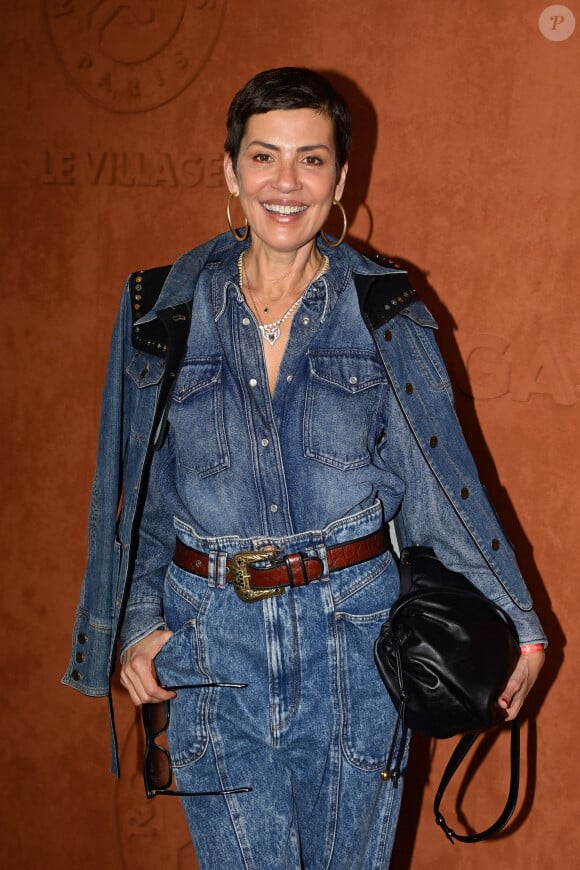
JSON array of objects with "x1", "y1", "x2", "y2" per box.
[{"x1": 238, "y1": 252, "x2": 329, "y2": 346}]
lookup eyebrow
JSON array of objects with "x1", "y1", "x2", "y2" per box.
[{"x1": 246, "y1": 140, "x2": 331, "y2": 154}]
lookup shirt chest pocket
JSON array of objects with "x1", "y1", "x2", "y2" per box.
[
  {"x1": 304, "y1": 350, "x2": 388, "y2": 471},
  {"x1": 170, "y1": 356, "x2": 230, "y2": 478}
]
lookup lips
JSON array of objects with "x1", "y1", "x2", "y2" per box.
[{"x1": 263, "y1": 203, "x2": 308, "y2": 215}]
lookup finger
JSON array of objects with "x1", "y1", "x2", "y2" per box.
[
  {"x1": 502, "y1": 691, "x2": 524, "y2": 720},
  {"x1": 120, "y1": 664, "x2": 175, "y2": 706},
  {"x1": 119, "y1": 629, "x2": 175, "y2": 705},
  {"x1": 498, "y1": 675, "x2": 524, "y2": 709},
  {"x1": 122, "y1": 649, "x2": 176, "y2": 699},
  {"x1": 120, "y1": 668, "x2": 148, "y2": 706}
]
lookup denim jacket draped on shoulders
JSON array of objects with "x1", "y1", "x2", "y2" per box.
[{"x1": 62, "y1": 231, "x2": 546, "y2": 773}]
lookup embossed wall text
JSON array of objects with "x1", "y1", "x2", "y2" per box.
[
  {"x1": 457, "y1": 333, "x2": 578, "y2": 406},
  {"x1": 41, "y1": 150, "x2": 224, "y2": 187}
]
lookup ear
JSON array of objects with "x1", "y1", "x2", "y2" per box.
[
  {"x1": 223, "y1": 154, "x2": 239, "y2": 194},
  {"x1": 334, "y1": 162, "x2": 348, "y2": 202}
]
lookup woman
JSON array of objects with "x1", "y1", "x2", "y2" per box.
[{"x1": 66, "y1": 68, "x2": 545, "y2": 869}]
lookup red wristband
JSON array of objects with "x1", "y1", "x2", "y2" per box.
[{"x1": 520, "y1": 643, "x2": 544, "y2": 655}]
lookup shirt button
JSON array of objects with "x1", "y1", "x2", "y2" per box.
[
  {"x1": 261, "y1": 438, "x2": 269, "y2": 447},
  {"x1": 77, "y1": 633, "x2": 88, "y2": 644},
  {"x1": 270, "y1": 504, "x2": 279, "y2": 513},
  {"x1": 491, "y1": 539, "x2": 500, "y2": 551},
  {"x1": 405, "y1": 383, "x2": 413, "y2": 394},
  {"x1": 460, "y1": 487, "x2": 469, "y2": 499},
  {"x1": 286, "y1": 375, "x2": 293, "y2": 383},
  {"x1": 249, "y1": 378, "x2": 258, "y2": 388},
  {"x1": 349, "y1": 376, "x2": 358, "y2": 385},
  {"x1": 384, "y1": 329, "x2": 392, "y2": 341},
  {"x1": 429, "y1": 436, "x2": 438, "y2": 448},
  {"x1": 302, "y1": 317, "x2": 310, "y2": 325},
  {"x1": 242, "y1": 317, "x2": 251, "y2": 326}
]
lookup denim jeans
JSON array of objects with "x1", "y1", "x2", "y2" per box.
[{"x1": 153, "y1": 503, "x2": 405, "y2": 869}]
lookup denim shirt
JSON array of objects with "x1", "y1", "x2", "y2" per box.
[{"x1": 63, "y1": 232, "x2": 546, "y2": 772}]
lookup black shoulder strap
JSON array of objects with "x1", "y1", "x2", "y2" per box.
[
  {"x1": 434, "y1": 720, "x2": 520, "y2": 843},
  {"x1": 130, "y1": 264, "x2": 173, "y2": 356},
  {"x1": 354, "y1": 257, "x2": 416, "y2": 329}
]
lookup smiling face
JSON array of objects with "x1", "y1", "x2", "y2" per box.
[{"x1": 224, "y1": 108, "x2": 348, "y2": 255}]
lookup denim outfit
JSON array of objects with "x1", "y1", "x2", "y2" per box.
[{"x1": 63, "y1": 232, "x2": 545, "y2": 869}]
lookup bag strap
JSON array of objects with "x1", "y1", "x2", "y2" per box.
[
  {"x1": 433, "y1": 719, "x2": 520, "y2": 843},
  {"x1": 380, "y1": 646, "x2": 409, "y2": 787}
]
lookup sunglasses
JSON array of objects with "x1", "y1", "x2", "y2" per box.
[{"x1": 142, "y1": 681, "x2": 253, "y2": 799}]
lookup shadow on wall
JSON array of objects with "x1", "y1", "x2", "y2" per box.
[
  {"x1": 319, "y1": 68, "x2": 563, "y2": 868},
  {"x1": 319, "y1": 69, "x2": 378, "y2": 246},
  {"x1": 386, "y1": 256, "x2": 563, "y2": 862}
]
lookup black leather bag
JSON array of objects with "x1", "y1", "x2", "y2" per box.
[{"x1": 374, "y1": 546, "x2": 521, "y2": 842}]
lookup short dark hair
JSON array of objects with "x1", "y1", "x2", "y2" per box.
[{"x1": 225, "y1": 67, "x2": 352, "y2": 171}]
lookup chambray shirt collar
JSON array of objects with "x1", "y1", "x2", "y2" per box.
[{"x1": 210, "y1": 236, "x2": 356, "y2": 324}]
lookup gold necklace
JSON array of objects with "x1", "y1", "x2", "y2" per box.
[{"x1": 238, "y1": 252, "x2": 329, "y2": 345}]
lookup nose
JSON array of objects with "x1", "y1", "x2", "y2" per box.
[{"x1": 272, "y1": 158, "x2": 300, "y2": 192}]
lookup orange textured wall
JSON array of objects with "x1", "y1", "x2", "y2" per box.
[{"x1": 1, "y1": 2, "x2": 576, "y2": 868}]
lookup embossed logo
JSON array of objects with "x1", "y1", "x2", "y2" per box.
[{"x1": 46, "y1": 0, "x2": 226, "y2": 112}]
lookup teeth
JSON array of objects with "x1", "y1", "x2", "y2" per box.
[{"x1": 264, "y1": 203, "x2": 307, "y2": 215}]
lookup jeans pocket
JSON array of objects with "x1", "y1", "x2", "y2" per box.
[
  {"x1": 333, "y1": 557, "x2": 399, "y2": 770},
  {"x1": 153, "y1": 622, "x2": 210, "y2": 765},
  {"x1": 164, "y1": 560, "x2": 209, "y2": 630}
]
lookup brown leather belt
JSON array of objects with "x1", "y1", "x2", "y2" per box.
[{"x1": 173, "y1": 528, "x2": 387, "y2": 602}]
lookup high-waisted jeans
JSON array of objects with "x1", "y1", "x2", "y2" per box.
[{"x1": 153, "y1": 503, "x2": 405, "y2": 870}]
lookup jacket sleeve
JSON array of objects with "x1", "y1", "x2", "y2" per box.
[
  {"x1": 62, "y1": 280, "x2": 134, "y2": 695},
  {"x1": 377, "y1": 386, "x2": 546, "y2": 647},
  {"x1": 118, "y1": 434, "x2": 177, "y2": 658},
  {"x1": 368, "y1": 298, "x2": 547, "y2": 648}
]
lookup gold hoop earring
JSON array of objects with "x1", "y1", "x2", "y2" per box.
[
  {"x1": 320, "y1": 200, "x2": 347, "y2": 247},
  {"x1": 226, "y1": 192, "x2": 249, "y2": 242}
]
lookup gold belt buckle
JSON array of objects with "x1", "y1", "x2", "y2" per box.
[{"x1": 230, "y1": 549, "x2": 285, "y2": 603}]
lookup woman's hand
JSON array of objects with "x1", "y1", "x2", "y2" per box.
[
  {"x1": 498, "y1": 649, "x2": 545, "y2": 721},
  {"x1": 120, "y1": 629, "x2": 176, "y2": 706}
]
